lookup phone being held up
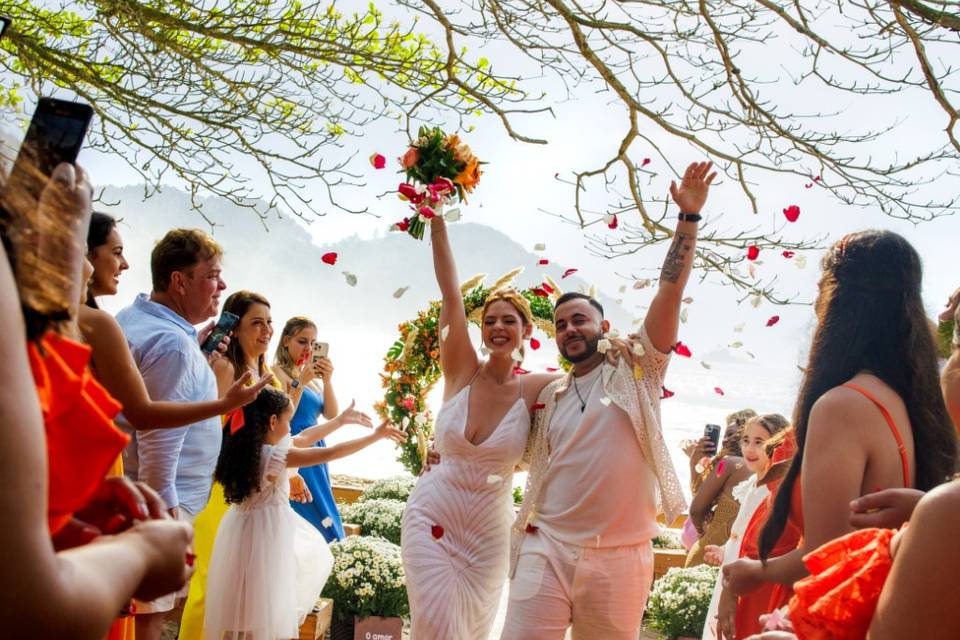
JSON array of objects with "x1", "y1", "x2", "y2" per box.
[
  {"x1": 703, "y1": 423, "x2": 721, "y2": 455},
  {"x1": 312, "y1": 341, "x2": 330, "y2": 362},
  {"x1": 201, "y1": 311, "x2": 240, "y2": 355}
]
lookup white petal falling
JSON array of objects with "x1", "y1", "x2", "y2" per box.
[
  {"x1": 393, "y1": 286, "x2": 410, "y2": 299},
  {"x1": 600, "y1": 396, "x2": 612, "y2": 406},
  {"x1": 750, "y1": 294, "x2": 762, "y2": 308},
  {"x1": 680, "y1": 308, "x2": 689, "y2": 324},
  {"x1": 444, "y1": 207, "x2": 462, "y2": 222},
  {"x1": 342, "y1": 271, "x2": 358, "y2": 287},
  {"x1": 632, "y1": 342, "x2": 645, "y2": 356},
  {"x1": 511, "y1": 348, "x2": 523, "y2": 362},
  {"x1": 796, "y1": 255, "x2": 808, "y2": 269},
  {"x1": 440, "y1": 325, "x2": 450, "y2": 342},
  {"x1": 682, "y1": 297, "x2": 694, "y2": 304},
  {"x1": 534, "y1": 243, "x2": 546, "y2": 251},
  {"x1": 734, "y1": 322, "x2": 745, "y2": 333},
  {"x1": 321, "y1": 517, "x2": 334, "y2": 528},
  {"x1": 730, "y1": 341, "x2": 744, "y2": 349},
  {"x1": 701, "y1": 361, "x2": 712, "y2": 369},
  {"x1": 618, "y1": 284, "x2": 627, "y2": 293},
  {"x1": 597, "y1": 338, "x2": 611, "y2": 354}
]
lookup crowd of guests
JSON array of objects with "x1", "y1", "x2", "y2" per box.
[
  {"x1": 1, "y1": 148, "x2": 960, "y2": 640},
  {"x1": 0, "y1": 160, "x2": 404, "y2": 639},
  {"x1": 680, "y1": 252, "x2": 960, "y2": 639}
]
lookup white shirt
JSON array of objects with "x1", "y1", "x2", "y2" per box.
[{"x1": 535, "y1": 362, "x2": 659, "y2": 547}]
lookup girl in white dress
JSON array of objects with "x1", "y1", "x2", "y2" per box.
[
  {"x1": 401, "y1": 216, "x2": 559, "y2": 638},
  {"x1": 204, "y1": 387, "x2": 405, "y2": 640},
  {"x1": 702, "y1": 414, "x2": 789, "y2": 640}
]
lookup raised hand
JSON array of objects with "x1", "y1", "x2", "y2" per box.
[
  {"x1": 338, "y1": 400, "x2": 373, "y2": 429},
  {"x1": 314, "y1": 356, "x2": 334, "y2": 382},
  {"x1": 669, "y1": 161, "x2": 717, "y2": 215},
  {"x1": 289, "y1": 474, "x2": 312, "y2": 503},
  {"x1": 374, "y1": 420, "x2": 408, "y2": 444},
  {"x1": 223, "y1": 371, "x2": 275, "y2": 410}
]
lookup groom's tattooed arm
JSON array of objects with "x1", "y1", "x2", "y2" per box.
[{"x1": 660, "y1": 231, "x2": 694, "y2": 285}]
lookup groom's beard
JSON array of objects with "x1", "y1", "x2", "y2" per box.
[{"x1": 559, "y1": 333, "x2": 601, "y2": 363}]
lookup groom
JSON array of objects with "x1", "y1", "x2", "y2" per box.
[{"x1": 501, "y1": 161, "x2": 714, "y2": 639}]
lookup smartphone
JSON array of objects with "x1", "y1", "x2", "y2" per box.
[
  {"x1": 0, "y1": 97, "x2": 94, "y2": 227},
  {"x1": 704, "y1": 424, "x2": 722, "y2": 453},
  {"x1": 201, "y1": 311, "x2": 240, "y2": 354},
  {"x1": 1, "y1": 17, "x2": 10, "y2": 39},
  {"x1": 312, "y1": 341, "x2": 330, "y2": 362}
]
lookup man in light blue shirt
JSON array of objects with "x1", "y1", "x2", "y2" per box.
[{"x1": 115, "y1": 228, "x2": 226, "y2": 635}]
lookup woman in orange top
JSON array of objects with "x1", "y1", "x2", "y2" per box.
[{"x1": 720, "y1": 231, "x2": 957, "y2": 637}]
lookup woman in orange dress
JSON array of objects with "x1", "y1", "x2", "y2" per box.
[{"x1": 720, "y1": 231, "x2": 957, "y2": 638}]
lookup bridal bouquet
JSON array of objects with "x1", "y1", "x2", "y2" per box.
[{"x1": 395, "y1": 125, "x2": 483, "y2": 240}]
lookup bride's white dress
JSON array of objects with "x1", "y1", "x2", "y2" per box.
[{"x1": 401, "y1": 382, "x2": 530, "y2": 639}]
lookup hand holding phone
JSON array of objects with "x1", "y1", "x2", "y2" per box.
[
  {"x1": 703, "y1": 423, "x2": 722, "y2": 454},
  {"x1": 201, "y1": 311, "x2": 240, "y2": 354}
]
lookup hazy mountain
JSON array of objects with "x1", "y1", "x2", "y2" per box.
[{"x1": 99, "y1": 185, "x2": 635, "y2": 335}]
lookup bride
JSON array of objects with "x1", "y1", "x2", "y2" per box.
[{"x1": 400, "y1": 214, "x2": 558, "y2": 638}]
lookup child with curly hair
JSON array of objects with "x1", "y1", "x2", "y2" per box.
[{"x1": 204, "y1": 387, "x2": 405, "y2": 639}]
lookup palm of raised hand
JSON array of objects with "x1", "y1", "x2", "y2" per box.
[{"x1": 670, "y1": 161, "x2": 716, "y2": 214}]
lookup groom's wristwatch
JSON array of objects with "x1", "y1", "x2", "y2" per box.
[
  {"x1": 290, "y1": 378, "x2": 301, "y2": 389},
  {"x1": 678, "y1": 211, "x2": 702, "y2": 223}
]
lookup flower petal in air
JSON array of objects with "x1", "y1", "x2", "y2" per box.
[
  {"x1": 604, "y1": 214, "x2": 618, "y2": 229},
  {"x1": 661, "y1": 386, "x2": 675, "y2": 399},
  {"x1": 530, "y1": 338, "x2": 541, "y2": 350},
  {"x1": 600, "y1": 396, "x2": 611, "y2": 406},
  {"x1": 511, "y1": 348, "x2": 523, "y2": 362},
  {"x1": 538, "y1": 259, "x2": 549, "y2": 265},
  {"x1": 782, "y1": 205, "x2": 801, "y2": 222},
  {"x1": 747, "y1": 245, "x2": 760, "y2": 261},
  {"x1": 431, "y1": 524, "x2": 444, "y2": 539},
  {"x1": 534, "y1": 243, "x2": 546, "y2": 251},
  {"x1": 782, "y1": 251, "x2": 795, "y2": 258},
  {"x1": 597, "y1": 338, "x2": 612, "y2": 354},
  {"x1": 532, "y1": 287, "x2": 549, "y2": 298},
  {"x1": 766, "y1": 315, "x2": 781, "y2": 327},
  {"x1": 342, "y1": 271, "x2": 358, "y2": 287},
  {"x1": 393, "y1": 286, "x2": 409, "y2": 299},
  {"x1": 641, "y1": 157, "x2": 651, "y2": 167},
  {"x1": 513, "y1": 366, "x2": 530, "y2": 375},
  {"x1": 440, "y1": 325, "x2": 450, "y2": 342},
  {"x1": 322, "y1": 517, "x2": 334, "y2": 528},
  {"x1": 321, "y1": 252, "x2": 338, "y2": 265},
  {"x1": 369, "y1": 153, "x2": 386, "y2": 169},
  {"x1": 750, "y1": 294, "x2": 762, "y2": 308},
  {"x1": 701, "y1": 361, "x2": 712, "y2": 369},
  {"x1": 632, "y1": 342, "x2": 645, "y2": 356},
  {"x1": 680, "y1": 308, "x2": 689, "y2": 324},
  {"x1": 734, "y1": 322, "x2": 745, "y2": 333},
  {"x1": 672, "y1": 341, "x2": 692, "y2": 358},
  {"x1": 562, "y1": 268, "x2": 578, "y2": 279},
  {"x1": 634, "y1": 279, "x2": 653, "y2": 289},
  {"x1": 795, "y1": 255, "x2": 808, "y2": 269},
  {"x1": 545, "y1": 367, "x2": 559, "y2": 373},
  {"x1": 444, "y1": 207, "x2": 462, "y2": 222},
  {"x1": 714, "y1": 387, "x2": 725, "y2": 396}
]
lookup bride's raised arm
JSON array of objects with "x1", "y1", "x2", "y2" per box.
[{"x1": 430, "y1": 217, "x2": 479, "y2": 396}]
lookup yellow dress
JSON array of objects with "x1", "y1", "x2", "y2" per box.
[
  {"x1": 106, "y1": 455, "x2": 136, "y2": 640},
  {"x1": 684, "y1": 491, "x2": 741, "y2": 567},
  {"x1": 179, "y1": 373, "x2": 281, "y2": 640}
]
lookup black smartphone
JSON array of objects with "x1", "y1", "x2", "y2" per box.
[
  {"x1": 704, "y1": 423, "x2": 722, "y2": 453},
  {"x1": 1, "y1": 16, "x2": 10, "y2": 39},
  {"x1": 201, "y1": 311, "x2": 240, "y2": 354},
  {"x1": 0, "y1": 97, "x2": 94, "y2": 227}
]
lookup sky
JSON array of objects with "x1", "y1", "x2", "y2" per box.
[{"x1": 2, "y1": 1, "x2": 957, "y2": 490}]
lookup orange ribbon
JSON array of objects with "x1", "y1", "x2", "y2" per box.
[{"x1": 225, "y1": 407, "x2": 246, "y2": 435}]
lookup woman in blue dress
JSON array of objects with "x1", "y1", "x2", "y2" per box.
[{"x1": 272, "y1": 316, "x2": 372, "y2": 541}]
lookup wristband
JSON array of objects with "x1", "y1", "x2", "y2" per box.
[{"x1": 678, "y1": 212, "x2": 702, "y2": 223}]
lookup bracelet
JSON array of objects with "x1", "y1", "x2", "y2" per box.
[{"x1": 678, "y1": 212, "x2": 702, "y2": 223}]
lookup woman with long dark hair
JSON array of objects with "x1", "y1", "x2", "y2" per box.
[{"x1": 719, "y1": 230, "x2": 958, "y2": 637}]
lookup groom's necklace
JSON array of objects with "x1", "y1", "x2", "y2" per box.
[{"x1": 572, "y1": 369, "x2": 601, "y2": 413}]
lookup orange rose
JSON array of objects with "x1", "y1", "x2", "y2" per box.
[{"x1": 400, "y1": 147, "x2": 419, "y2": 169}]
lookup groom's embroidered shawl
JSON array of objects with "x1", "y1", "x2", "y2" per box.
[{"x1": 509, "y1": 326, "x2": 687, "y2": 577}]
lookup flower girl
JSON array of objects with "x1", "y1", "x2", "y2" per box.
[{"x1": 204, "y1": 387, "x2": 405, "y2": 639}]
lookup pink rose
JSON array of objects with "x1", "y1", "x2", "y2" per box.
[{"x1": 400, "y1": 147, "x2": 419, "y2": 169}]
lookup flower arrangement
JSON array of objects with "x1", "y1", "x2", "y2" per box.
[
  {"x1": 340, "y1": 498, "x2": 405, "y2": 546},
  {"x1": 645, "y1": 565, "x2": 719, "y2": 639},
  {"x1": 395, "y1": 125, "x2": 483, "y2": 240},
  {"x1": 321, "y1": 535, "x2": 409, "y2": 623},
  {"x1": 357, "y1": 474, "x2": 418, "y2": 504},
  {"x1": 375, "y1": 271, "x2": 559, "y2": 475}
]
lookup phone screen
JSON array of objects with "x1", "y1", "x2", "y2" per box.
[
  {"x1": 201, "y1": 312, "x2": 240, "y2": 354},
  {"x1": 1, "y1": 98, "x2": 94, "y2": 230}
]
